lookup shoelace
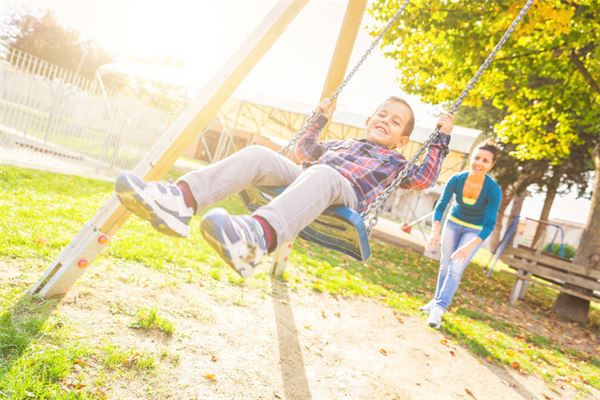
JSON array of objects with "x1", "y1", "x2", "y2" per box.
[{"x1": 230, "y1": 217, "x2": 264, "y2": 263}]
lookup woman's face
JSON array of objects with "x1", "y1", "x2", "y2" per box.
[{"x1": 470, "y1": 149, "x2": 495, "y2": 175}]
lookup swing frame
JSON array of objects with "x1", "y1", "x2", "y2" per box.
[{"x1": 31, "y1": 0, "x2": 534, "y2": 298}]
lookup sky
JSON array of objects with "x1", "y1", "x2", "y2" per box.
[{"x1": 0, "y1": 0, "x2": 593, "y2": 225}]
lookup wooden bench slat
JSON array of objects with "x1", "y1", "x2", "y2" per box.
[
  {"x1": 503, "y1": 255, "x2": 600, "y2": 292},
  {"x1": 504, "y1": 270, "x2": 600, "y2": 303},
  {"x1": 505, "y1": 247, "x2": 600, "y2": 279}
]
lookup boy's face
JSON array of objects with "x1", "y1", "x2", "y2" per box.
[{"x1": 365, "y1": 101, "x2": 412, "y2": 149}]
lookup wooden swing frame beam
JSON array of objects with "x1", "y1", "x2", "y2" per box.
[{"x1": 31, "y1": 0, "x2": 368, "y2": 298}]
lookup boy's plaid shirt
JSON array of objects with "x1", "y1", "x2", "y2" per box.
[{"x1": 295, "y1": 114, "x2": 450, "y2": 212}]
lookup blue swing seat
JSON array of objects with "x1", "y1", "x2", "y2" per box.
[{"x1": 239, "y1": 185, "x2": 370, "y2": 261}]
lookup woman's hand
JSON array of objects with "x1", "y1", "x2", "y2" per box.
[
  {"x1": 451, "y1": 242, "x2": 477, "y2": 264},
  {"x1": 436, "y1": 113, "x2": 454, "y2": 134},
  {"x1": 315, "y1": 97, "x2": 336, "y2": 120},
  {"x1": 426, "y1": 232, "x2": 440, "y2": 251}
]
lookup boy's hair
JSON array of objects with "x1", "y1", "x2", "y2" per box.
[
  {"x1": 476, "y1": 138, "x2": 500, "y2": 162},
  {"x1": 381, "y1": 96, "x2": 415, "y2": 137}
]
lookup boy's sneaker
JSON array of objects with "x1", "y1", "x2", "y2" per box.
[
  {"x1": 115, "y1": 172, "x2": 193, "y2": 237},
  {"x1": 419, "y1": 300, "x2": 435, "y2": 314},
  {"x1": 200, "y1": 208, "x2": 267, "y2": 278},
  {"x1": 427, "y1": 304, "x2": 445, "y2": 329}
]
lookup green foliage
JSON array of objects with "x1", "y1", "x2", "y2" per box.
[
  {"x1": 0, "y1": 9, "x2": 112, "y2": 80},
  {"x1": 369, "y1": 0, "x2": 599, "y2": 170},
  {"x1": 544, "y1": 242, "x2": 577, "y2": 260}
]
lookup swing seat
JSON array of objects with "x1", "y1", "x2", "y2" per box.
[{"x1": 239, "y1": 185, "x2": 370, "y2": 261}]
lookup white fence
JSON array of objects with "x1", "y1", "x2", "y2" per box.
[{"x1": 0, "y1": 47, "x2": 174, "y2": 171}]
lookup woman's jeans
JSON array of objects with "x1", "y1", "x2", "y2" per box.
[{"x1": 434, "y1": 220, "x2": 482, "y2": 310}]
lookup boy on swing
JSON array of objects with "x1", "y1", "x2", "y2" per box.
[{"x1": 116, "y1": 97, "x2": 454, "y2": 277}]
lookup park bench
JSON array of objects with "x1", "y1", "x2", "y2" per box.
[{"x1": 501, "y1": 246, "x2": 600, "y2": 305}]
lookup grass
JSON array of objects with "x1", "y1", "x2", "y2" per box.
[
  {"x1": 129, "y1": 308, "x2": 174, "y2": 336},
  {"x1": 1, "y1": 164, "x2": 599, "y2": 398}
]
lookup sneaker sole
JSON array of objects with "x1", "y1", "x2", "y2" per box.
[
  {"x1": 115, "y1": 172, "x2": 188, "y2": 237},
  {"x1": 200, "y1": 209, "x2": 253, "y2": 278}
]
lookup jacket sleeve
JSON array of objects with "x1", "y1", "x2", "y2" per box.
[
  {"x1": 433, "y1": 174, "x2": 457, "y2": 222},
  {"x1": 399, "y1": 133, "x2": 450, "y2": 190},
  {"x1": 479, "y1": 183, "x2": 502, "y2": 241},
  {"x1": 294, "y1": 113, "x2": 330, "y2": 162}
]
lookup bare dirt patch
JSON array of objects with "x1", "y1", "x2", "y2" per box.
[{"x1": 2, "y1": 258, "x2": 593, "y2": 399}]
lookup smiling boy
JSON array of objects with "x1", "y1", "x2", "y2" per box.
[{"x1": 116, "y1": 97, "x2": 454, "y2": 276}]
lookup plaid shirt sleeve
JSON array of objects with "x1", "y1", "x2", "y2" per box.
[
  {"x1": 400, "y1": 133, "x2": 451, "y2": 190},
  {"x1": 294, "y1": 113, "x2": 329, "y2": 162}
]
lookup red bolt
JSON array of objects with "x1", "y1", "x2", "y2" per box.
[
  {"x1": 77, "y1": 259, "x2": 88, "y2": 268},
  {"x1": 284, "y1": 256, "x2": 289, "y2": 262},
  {"x1": 98, "y1": 235, "x2": 108, "y2": 244}
]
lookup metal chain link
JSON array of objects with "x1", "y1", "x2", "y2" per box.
[
  {"x1": 279, "y1": 0, "x2": 411, "y2": 155},
  {"x1": 362, "y1": 0, "x2": 535, "y2": 234}
]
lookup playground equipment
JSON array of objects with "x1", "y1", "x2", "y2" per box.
[
  {"x1": 31, "y1": 0, "x2": 534, "y2": 298},
  {"x1": 484, "y1": 216, "x2": 566, "y2": 277},
  {"x1": 484, "y1": 216, "x2": 599, "y2": 305},
  {"x1": 240, "y1": 0, "x2": 534, "y2": 264}
]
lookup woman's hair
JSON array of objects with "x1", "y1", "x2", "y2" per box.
[
  {"x1": 382, "y1": 96, "x2": 415, "y2": 137},
  {"x1": 475, "y1": 138, "x2": 500, "y2": 162}
]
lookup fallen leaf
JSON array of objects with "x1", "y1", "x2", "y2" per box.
[
  {"x1": 485, "y1": 356, "x2": 493, "y2": 363},
  {"x1": 379, "y1": 348, "x2": 388, "y2": 356},
  {"x1": 440, "y1": 339, "x2": 448, "y2": 346},
  {"x1": 449, "y1": 350, "x2": 456, "y2": 357},
  {"x1": 334, "y1": 312, "x2": 341, "y2": 318},
  {"x1": 511, "y1": 361, "x2": 520, "y2": 370},
  {"x1": 464, "y1": 387, "x2": 476, "y2": 399},
  {"x1": 211, "y1": 355, "x2": 218, "y2": 362},
  {"x1": 123, "y1": 352, "x2": 141, "y2": 367},
  {"x1": 204, "y1": 373, "x2": 217, "y2": 383},
  {"x1": 73, "y1": 358, "x2": 88, "y2": 366},
  {"x1": 506, "y1": 350, "x2": 515, "y2": 357},
  {"x1": 66, "y1": 382, "x2": 86, "y2": 390},
  {"x1": 542, "y1": 394, "x2": 553, "y2": 400},
  {"x1": 304, "y1": 325, "x2": 312, "y2": 330},
  {"x1": 321, "y1": 311, "x2": 327, "y2": 319}
]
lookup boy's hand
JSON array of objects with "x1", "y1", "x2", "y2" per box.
[
  {"x1": 315, "y1": 97, "x2": 336, "y2": 120},
  {"x1": 436, "y1": 114, "x2": 454, "y2": 134}
]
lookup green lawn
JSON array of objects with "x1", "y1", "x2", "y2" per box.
[{"x1": 1, "y1": 164, "x2": 599, "y2": 399}]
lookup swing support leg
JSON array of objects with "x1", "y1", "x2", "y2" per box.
[{"x1": 30, "y1": 0, "x2": 309, "y2": 298}]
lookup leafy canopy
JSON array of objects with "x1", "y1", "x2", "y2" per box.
[{"x1": 369, "y1": 0, "x2": 599, "y2": 165}]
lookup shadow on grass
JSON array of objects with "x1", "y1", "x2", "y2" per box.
[
  {"x1": 0, "y1": 293, "x2": 61, "y2": 381},
  {"x1": 271, "y1": 280, "x2": 312, "y2": 400}
]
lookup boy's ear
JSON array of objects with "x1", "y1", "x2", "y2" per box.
[{"x1": 395, "y1": 135, "x2": 410, "y2": 148}]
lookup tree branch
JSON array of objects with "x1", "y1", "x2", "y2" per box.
[
  {"x1": 495, "y1": 46, "x2": 563, "y2": 62},
  {"x1": 569, "y1": 50, "x2": 600, "y2": 94}
]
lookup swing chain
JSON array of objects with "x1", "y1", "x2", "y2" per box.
[
  {"x1": 279, "y1": 0, "x2": 410, "y2": 156},
  {"x1": 362, "y1": 0, "x2": 535, "y2": 234}
]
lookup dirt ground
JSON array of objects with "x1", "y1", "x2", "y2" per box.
[{"x1": 3, "y1": 259, "x2": 595, "y2": 400}]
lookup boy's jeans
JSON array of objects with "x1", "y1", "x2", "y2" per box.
[
  {"x1": 434, "y1": 219, "x2": 482, "y2": 310},
  {"x1": 179, "y1": 145, "x2": 358, "y2": 244}
]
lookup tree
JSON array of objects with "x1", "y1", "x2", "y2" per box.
[
  {"x1": 1, "y1": 8, "x2": 112, "y2": 80},
  {"x1": 369, "y1": 0, "x2": 599, "y2": 322}
]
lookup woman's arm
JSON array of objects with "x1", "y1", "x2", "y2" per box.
[
  {"x1": 478, "y1": 184, "x2": 502, "y2": 241},
  {"x1": 425, "y1": 175, "x2": 457, "y2": 250}
]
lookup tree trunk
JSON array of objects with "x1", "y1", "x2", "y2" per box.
[
  {"x1": 507, "y1": 190, "x2": 527, "y2": 247},
  {"x1": 532, "y1": 167, "x2": 561, "y2": 249},
  {"x1": 551, "y1": 144, "x2": 600, "y2": 324}
]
